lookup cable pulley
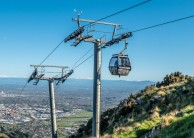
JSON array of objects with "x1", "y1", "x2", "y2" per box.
[
  {"x1": 64, "y1": 27, "x2": 85, "y2": 43},
  {"x1": 104, "y1": 32, "x2": 132, "y2": 47}
]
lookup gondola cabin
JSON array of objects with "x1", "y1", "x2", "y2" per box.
[{"x1": 109, "y1": 54, "x2": 131, "y2": 76}]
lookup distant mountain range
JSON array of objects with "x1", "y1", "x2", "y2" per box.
[{"x1": 0, "y1": 78, "x2": 154, "y2": 92}]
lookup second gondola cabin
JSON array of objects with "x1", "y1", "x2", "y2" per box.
[{"x1": 109, "y1": 54, "x2": 131, "y2": 76}]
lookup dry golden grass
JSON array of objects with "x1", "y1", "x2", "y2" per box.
[
  {"x1": 156, "y1": 90, "x2": 166, "y2": 96},
  {"x1": 162, "y1": 114, "x2": 177, "y2": 126}
]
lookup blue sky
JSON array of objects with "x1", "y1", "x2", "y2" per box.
[{"x1": 0, "y1": 0, "x2": 194, "y2": 81}]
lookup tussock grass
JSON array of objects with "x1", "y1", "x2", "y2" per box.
[{"x1": 71, "y1": 72, "x2": 194, "y2": 138}]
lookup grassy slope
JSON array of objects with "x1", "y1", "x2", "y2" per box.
[
  {"x1": 104, "y1": 79, "x2": 194, "y2": 138},
  {"x1": 160, "y1": 105, "x2": 194, "y2": 138},
  {"x1": 71, "y1": 72, "x2": 194, "y2": 138}
]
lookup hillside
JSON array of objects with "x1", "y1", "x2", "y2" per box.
[{"x1": 71, "y1": 72, "x2": 194, "y2": 138}]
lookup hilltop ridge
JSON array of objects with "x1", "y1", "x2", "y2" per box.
[{"x1": 71, "y1": 72, "x2": 194, "y2": 138}]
